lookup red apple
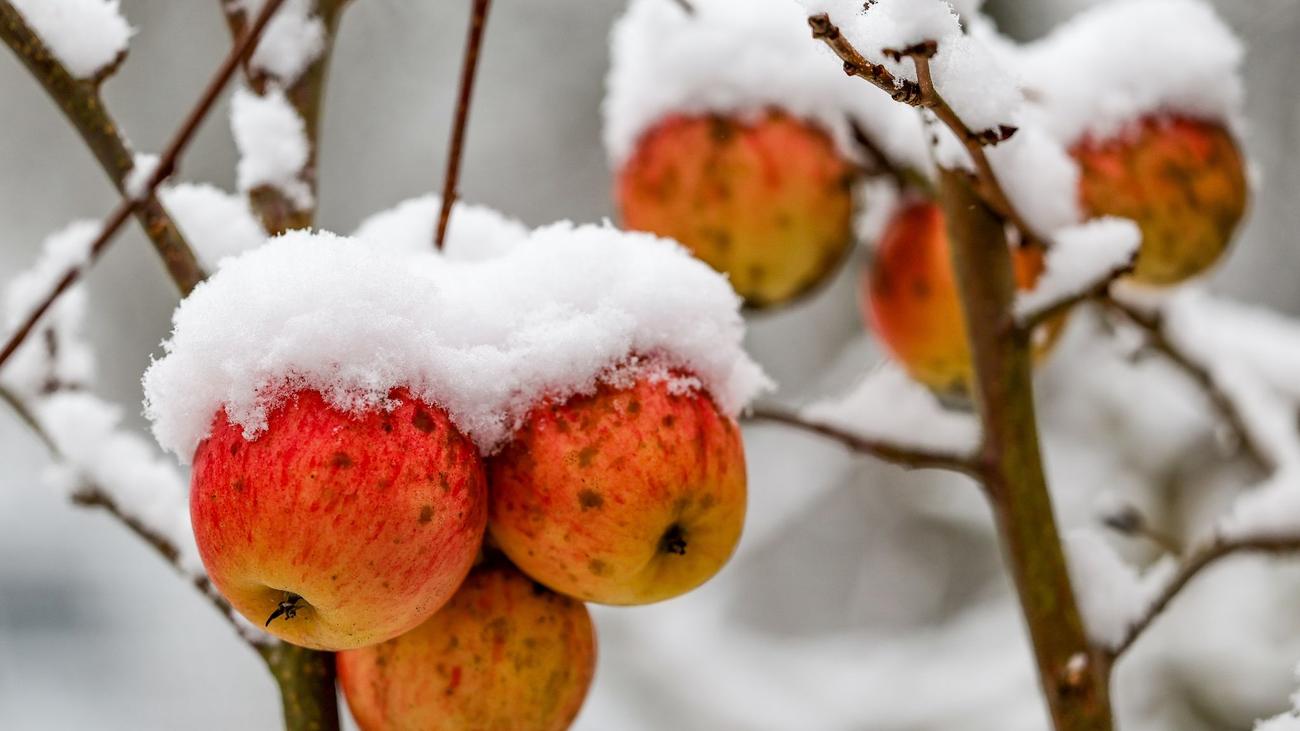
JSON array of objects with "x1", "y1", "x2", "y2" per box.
[
  {"x1": 190, "y1": 389, "x2": 487, "y2": 650},
  {"x1": 864, "y1": 201, "x2": 1060, "y2": 395},
  {"x1": 337, "y1": 560, "x2": 596, "y2": 731},
  {"x1": 617, "y1": 111, "x2": 856, "y2": 308},
  {"x1": 1072, "y1": 116, "x2": 1248, "y2": 285},
  {"x1": 488, "y1": 372, "x2": 746, "y2": 605}
]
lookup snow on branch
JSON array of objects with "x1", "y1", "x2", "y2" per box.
[
  {"x1": 231, "y1": 85, "x2": 314, "y2": 211},
  {"x1": 748, "y1": 364, "x2": 980, "y2": 476},
  {"x1": 1015, "y1": 218, "x2": 1139, "y2": 329},
  {"x1": 9, "y1": 0, "x2": 132, "y2": 80}
]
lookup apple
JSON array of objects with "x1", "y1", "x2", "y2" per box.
[
  {"x1": 1072, "y1": 116, "x2": 1248, "y2": 286},
  {"x1": 337, "y1": 560, "x2": 596, "y2": 731},
  {"x1": 863, "y1": 201, "x2": 1060, "y2": 396},
  {"x1": 617, "y1": 111, "x2": 856, "y2": 309},
  {"x1": 487, "y1": 371, "x2": 746, "y2": 605},
  {"x1": 190, "y1": 389, "x2": 487, "y2": 650}
]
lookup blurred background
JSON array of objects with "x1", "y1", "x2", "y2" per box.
[{"x1": 2, "y1": 0, "x2": 1299, "y2": 728}]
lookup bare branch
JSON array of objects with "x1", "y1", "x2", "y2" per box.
[
  {"x1": 435, "y1": 0, "x2": 493, "y2": 250},
  {"x1": 1102, "y1": 297, "x2": 1270, "y2": 470},
  {"x1": 1109, "y1": 534, "x2": 1300, "y2": 660},
  {"x1": 219, "y1": 0, "x2": 350, "y2": 234},
  {"x1": 746, "y1": 406, "x2": 979, "y2": 476},
  {"x1": 0, "y1": 0, "x2": 288, "y2": 374},
  {"x1": 0, "y1": 1, "x2": 204, "y2": 293}
]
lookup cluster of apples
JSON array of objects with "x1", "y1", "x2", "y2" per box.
[
  {"x1": 617, "y1": 107, "x2": 1247, "y2": 396},
  {"x1": 190, "y1": 366, "x2": 747, "y2": 728}
]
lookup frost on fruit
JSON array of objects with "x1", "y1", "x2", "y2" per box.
[{"x1": 143, "y1": 214, "x2": 769, "y2": 462}]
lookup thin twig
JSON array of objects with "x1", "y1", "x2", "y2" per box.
[
  {"x1": 849, "y1": 119, "x2": 933, "y2": 196},
  {"x1": 1102, "y1": 297, "x2": 1269, "y2": 470},
  {"x1": 435, "y1": 0, "x2": 493, "y2": 250},
  {"x1": 0, "y1": 0, "x2": 287, "y2": 374},
  {"x1": 0, "y1": 386, "x2": 255, "y2": 643},
  {"x1": 0, "y1": 1, "x2": 205, "y2": 294},
  {"x1": 1017, "y1": 260, "x2": 1134, "y2": 331},
  {"x1": 805, "y1": 14, "x2": 1043, "y2": 248},
  {"x1": 746, "y1": 406, "x2": 979, "y2": 476},
  {"x1": 670, "y1": 0, "x2": 695, "y2": 14},
  {"x1": 1109, "y1": 534, "x2": 1300, "y2": 660}
]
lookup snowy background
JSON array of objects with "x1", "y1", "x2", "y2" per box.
[{"x1": 2, "y1": 0, "x2": 1300, "y2": 729}]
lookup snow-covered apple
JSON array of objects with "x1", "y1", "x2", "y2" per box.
[
  {"x1": 1072, "y1": 116, "x2": 1248, "y2": 285},
  {"x1": 190, "y1": 389, "x2": 487, "y2": 650},
  {"x1": 617, "y1": 112, "x2": 856, "y2": 308},
  {"x1": 488, "y1": 370, "x2": 746, "y2": 605},
  {"x1": 337, "y1": 560, "x2": 596, "y2": 731},
  {"x1": 864, "y1": 201, "x2": 1060, "y2": 395}
]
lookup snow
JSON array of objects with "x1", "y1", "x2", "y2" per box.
[
  {"x1": 1014, "y1": 218, "x2": 1140, "y2": 322},
  {"x1": 11, "y1": 0, "x2": 133, "y2": 79},
  {"x1": 802, "y1": 0, "x2": 1022, "y2": 134},
  {"x1": 1, "y1": 221, "x2": 98, "y2": 399},
  {"x1": 230, "y1": 86, "x2": 312, "y2": 210},
  {"x1": 603, "y1": 0, "x2": 930, "y2": 174},
  {"x1": 802, "y1": 363, "x2": 980, "y2": 458},
  {"x1": 353, "y1": 194, "x2": 529, "y2": 261},
  {"x1": 33, "y1": 392, "x2": 201, "y2": 575},
  {"x1": 1064, "y1": 528, "x2": 1147, "y2": 648},
  {"x1": 986, "y1": 123, "x2": 1082, "y2": 236},
  {"x1": 124, "y1": 153, "x2": 159, "y2": 201},
  {"x1": 1018, "y1": 0, "x2": 1245, "y2": 144},
  {"x1": 1259, "y1": 714, "x2": 1300, "y2": 731},
  {"x1": 143, "y1": 223, "x2": 770, "y2": 462},
  {"x1": 234, "y1": 0, "x2": 325, "y2": 85},
  {"x1": 159, "y1": 183, "x2": 267, "y2": 271}
]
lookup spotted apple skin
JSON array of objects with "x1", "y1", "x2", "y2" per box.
[
  {"x1": 488, "y1": 375, "x2": 746, "y2": 605},
  {"x1": 864, "y1": 202, "x2": 1059, "y2": 396},
  {"x1": 617, "y1": 111, "x2": 856, "y2": 308},
  {"x1": 1073, "y1": 116, "x2": 1248, "y2": 286},
  {"x1": 337, "y1": 561, "x2": 596, "y2": 731},
  {"x1": 190, "y1": 389, "x2": 487, "y2": 650}
]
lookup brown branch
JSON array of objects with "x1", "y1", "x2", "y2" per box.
[
  {"x1": 1102, "y1": 297, "x2": 1269, "y2": 470},
  {"x1": 940, "y1": 170, "x2": 1113, "y2": 728},
  {"x1": 0, "y1": 1, "x2": 205, "y2": 294},
  {"x1": 806, "y1": 14, "x2": 1043, "y2": 248},
  {"x1": 435, "y1": 0, "x2": 493, "y2": 250},
  {"x1": 0, "y1": 0, "x2": 287, "y2": 374},
  {"x1": 220, "y1": 0, "x2": 350, "y2": 234},
  {"x1": 1018, "y1": 260, "x2": 1134, "y2": 331},
  {"x1": 848, "y1": 119, "x2": 933, "y2": 197},
  {"x1": 1109, "y1": 535, "x2": 1300, "y2": 660},
  {"x1": 746, "y1": 406, "x2": 980, "y2": 476}
]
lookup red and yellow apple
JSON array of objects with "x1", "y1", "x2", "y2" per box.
[
  {"x1": 617, "y1": 111, "x2": 856, "y2": 308},
  {"x1": 1072, "y1": 115, "x2": 1248, "y2": 285},
  {"x1": 190, "y1": 389, "x2": 487, "y2": 650},
  {"x1": 488, "y1": 372, "x2": 746, "y2": 605},
  {"x1": 864, "y1": 201, "x2": 1059, "y2": 395},
  {"x1": 337, "y1": 561, "x2": 596, "y2": 731}
]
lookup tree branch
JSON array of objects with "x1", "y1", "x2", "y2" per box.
[
  {"x1": 0, "y1": 0, "x2": 204, "y2": 294},
  {"x1": 435, "y1": 0, "x2": 493, "y2": 250},
  {"x1": 1101, "y1": 297, "x2": 1270, "y2": 470},
  {"x1": 0, "y1": 0, "x2": 288, "y2": 374},
  {"x1": 1108, "y1": 534, "x2": 1300, "y2": 660},
  {"x1": 806, "y1": 14, "x2": 1043, "y2": 248},
  {"x1": 1017, "y1": 260, "x2": 1132, "y2": 331},
  {"x1": 257, "y1": 643, "x2": 340, "y2": 731},
  {"x1": 746, "y1": 406, "x2": 980, "y2": 476},
  {"x1": 220, "y1": 0, "x2": 350, "y2": 234}
]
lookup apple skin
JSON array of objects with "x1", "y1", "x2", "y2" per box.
[
  {"x1": 487, "y1": 374, "x2": 746, "y2": 605},
  {"x1": 617, "y1": 111, "x2": 856, "y2": 309},
  {"x1": 863, "y1": 201, "x2": 1059, "y2": 395},
  {"x1": 1073, "y1": 116, "x2": 1248, "y2": 286},
  {"x1": 190, "y1": 389, "x2": 487, "y2": 650},
  {"x1": 337, "y1": 561, "x2": 596, "y2": 731}
]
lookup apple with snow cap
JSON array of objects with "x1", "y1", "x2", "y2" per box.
[
  {"x1": 190, "y1": 389, "x2": 487, "y2": 651},
  {"x1": 488, "y1": 366, "x2": 747, "y2": 605},
  {"x1": 864, "y1": 201, "x2": 1062, "y2": 396},
  {"x1": 1072, "y1": 116, "x2": 1248, "y2": 286},
  {"x1": 617, "y1": 111, "x2": 856, "y2": 309},
  {"x1": 337, "y1": 560, "x2": 596, "y2": 731}
]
